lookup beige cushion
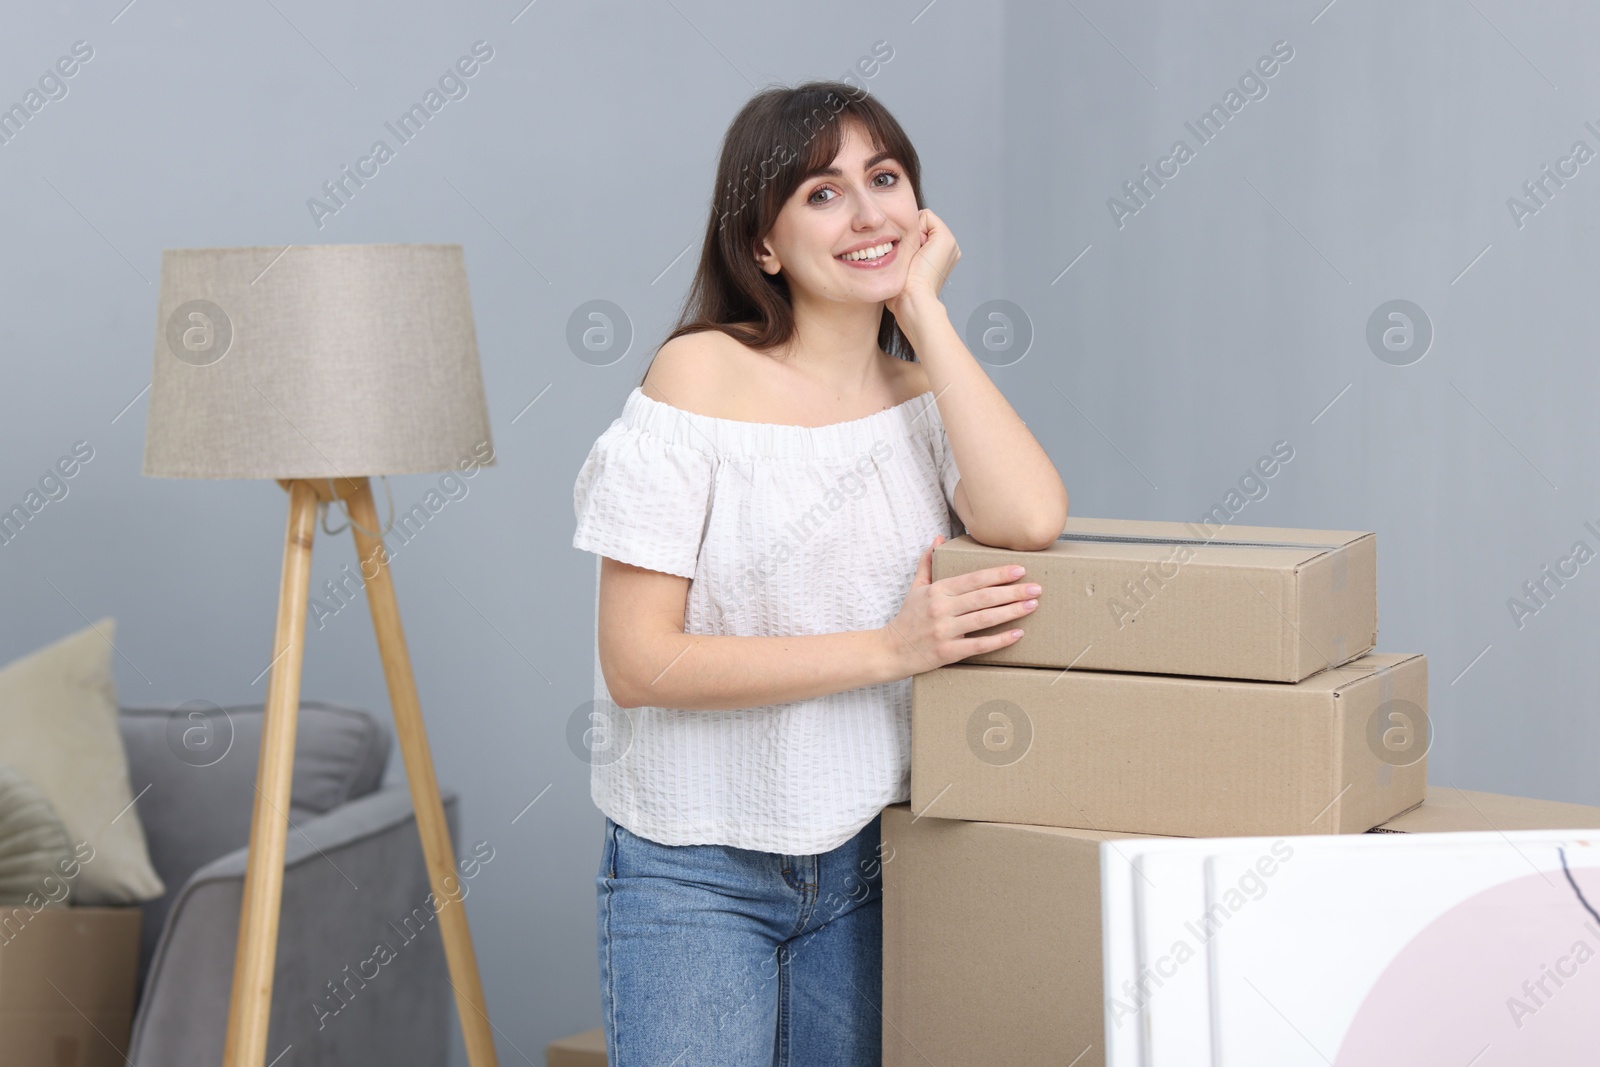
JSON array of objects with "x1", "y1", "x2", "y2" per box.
[
  {"x1": 0, "y1": 618, "x2": 164, "y2": 903},
  {"x1": 0, "y1": 763, "x2": 74, "y2": 905}
]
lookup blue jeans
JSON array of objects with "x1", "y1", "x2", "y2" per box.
[{"x1": 596, "y1": 812, "x2": 885, "y2": 1066}]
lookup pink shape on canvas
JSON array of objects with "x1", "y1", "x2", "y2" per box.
[{"x1": 1333, "y1": 854, "x2": 1600, "y2": 1065}]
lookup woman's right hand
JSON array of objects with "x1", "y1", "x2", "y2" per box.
[{"x1": 876, "y1": 534, "x2": 1041, "y2": 678}]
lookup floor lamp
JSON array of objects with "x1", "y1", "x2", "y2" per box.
[{"x1": 141, "y1": 244, "x2": 501, "y2": 1067}]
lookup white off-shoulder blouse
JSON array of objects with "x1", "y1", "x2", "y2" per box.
[{"x1": 571, "y1": 382, "x2": 965, "y2": 854}]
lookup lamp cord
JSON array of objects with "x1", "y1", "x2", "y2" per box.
[{"x1": 317, "y1": 476, "x2": 395, "y2": 540}]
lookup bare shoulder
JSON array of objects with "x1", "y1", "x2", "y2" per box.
[
  {"x1": 640, "y1": 333, "x2": 929, "y2": 420},
  {"x1": 639, "y1": 332, "x2": 711, "y2": 402},
  {"x1": 640, "y1": 329, "x2": 769, "y2": 418}
]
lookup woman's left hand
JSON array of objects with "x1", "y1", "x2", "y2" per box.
[{"x1": 886, "y1": 208, "x2": 959, "y2": 328}]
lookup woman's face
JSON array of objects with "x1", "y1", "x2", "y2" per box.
[{"x1": 757, "y1": 121, "x2": 919, "y2": 305}]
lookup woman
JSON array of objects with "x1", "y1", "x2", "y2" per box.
[{"x1": 571, "y1": 80, "x2": 1068, "y2": 1066}]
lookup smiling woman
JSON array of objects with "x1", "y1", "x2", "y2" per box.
[
  {"x1": 673, "y1": 82, "x2": 930, "y2": 368},
  {"x1": 572, "y1": 78, "x2": 1067, "y2": 1067}
]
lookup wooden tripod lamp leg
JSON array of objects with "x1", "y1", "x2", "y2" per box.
[
  {"x1": 222, "y1": 479, "x2": 319, "y2": 1067},
  {"x1": 347, "y1": 479, "x2": 501, "y2": 1067}
]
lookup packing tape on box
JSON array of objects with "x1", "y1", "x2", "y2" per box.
[
  {"x1": 1376, "y1": 662, "x2": 1397, "y2": 788},
  {"x1": 1328, "y1": 543, "x2": 1351, "y2": 665},
  {"x1": 1056, "y1": 531, "x2": 1360, "y2": 670},
  {"x1": 1057, "y1": 532, "x2": 1350, "y2": 551}
]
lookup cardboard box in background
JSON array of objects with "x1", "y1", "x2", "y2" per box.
[
  {"x1": 1373, "y1": 785, "x2": 1600, "y2": 832},
  {"x1": 931, "y1": 516, "x2": 1376, "y2": 683},
  {"x1": 0, "y1": 905, "x2": 140, "y2": 1067},
  {"x1": 912, "y1": 651, "x2": 1428, "y2": 837},
  {"x1": 546, "y1": 1025, "x2": 607, "y2": 1067},
  {"x1": 881, "y1": 787, "x2": 1600, "y2": 1067}
]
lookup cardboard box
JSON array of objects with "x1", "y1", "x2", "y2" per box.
[
  {"x1": 932, "y1": 516, "x2": 1376, "y2": 682},
  {"x1": 546, "y1": 1025, "x2": 607, "y2": 1066},
  {"x1": 0, "y1": 905, "x2": 141, "y2": 1067},
  {"x1": 881, "y1": 787, "x2": 1600, "y2": 1067},
  {"x1": 911, "y1": 651, "x2": 1428, "y2": 837},
  {"x1": 1372, "y1": 784, "x2": 1600, "y2": 832},
  {"x1": 882, "y1": 804, "x2": 1140, "y2": 1067}
]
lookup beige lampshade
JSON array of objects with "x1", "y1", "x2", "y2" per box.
[{"x1": 142, "y1": 243, "x2": 495, "y2": 480}]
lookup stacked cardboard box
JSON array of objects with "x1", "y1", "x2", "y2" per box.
[
  {"x1": 887, "y1": 514, "x2": 1439, "y2": 1064},
  {"x1": 911, "y1": 515, "x2": 1427, "y2": 836}
]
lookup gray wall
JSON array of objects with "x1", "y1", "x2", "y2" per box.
[{"x1": 2, "y1": 0, "x2": 1594, "y2": 1061}]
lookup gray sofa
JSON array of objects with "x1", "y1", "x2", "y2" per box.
[{"x1": 118, "y1": 700, "x2": 456, "y2": 1065}]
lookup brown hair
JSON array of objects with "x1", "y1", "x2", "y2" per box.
[{"x1": 638, "y1": 80, "x2": 926, "y2": 387}]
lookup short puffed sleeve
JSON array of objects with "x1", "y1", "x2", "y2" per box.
[
  {"x1": 934, "y1": 422, "x2": 963, "y2": 514},
  {"x1": 572, "y1": 421, "x2": 716, "y2": 579}
]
